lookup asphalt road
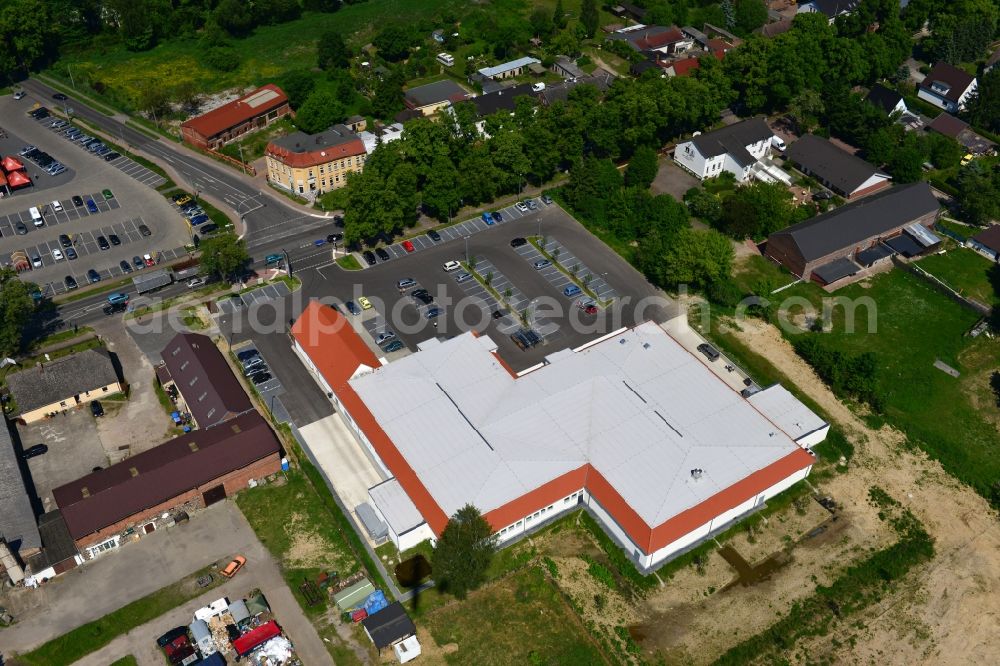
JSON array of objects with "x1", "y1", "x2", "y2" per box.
[{"x1": 19, "y1": 79, "x2": 316, "y2": 242}]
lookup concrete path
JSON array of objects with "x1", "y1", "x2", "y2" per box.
[{"x1": 298, "y1": 415, "x2": 386, "y2": 513}]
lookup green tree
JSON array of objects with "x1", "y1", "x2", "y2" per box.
[
  {"x1": 964, "y1": 68, "x2": 1000, "y2": 134},
  {"x1": 295, "y1": 90, "x2": 345, "y2": 134},
  {"x1": 887, "y1": 136, "x2": 925, "y2": 183},
  {"x1": 318, "y1": 30, "x2": 349, "y2": 70},
  {"x1": 106, "y1": 0, "x2": 169, "y2": 51},
  {"x1": 422, "y1": 155, "x2": 461, "y2": 220},
  {"x1": 955, "y1": 163, "x2": 1000, "y2": 226},
  {"x1": 553, "y1": 0, "x2": 567, "y2": 29},
  {"x1": 683, "y1": 188, "x2": 722, "y2": 225},
  {"x1": 720, "y1": 181, "x2": 797, "y2": 239},
  {"x1": 432, "y1": 505, "x2": 497, "y2": 600},
  {"x1": 787, "y1": 89, "x2": 825, "y2": 135},
  {"x1": 657, "y1": 227, "x2": 734, "y2": 289},
  {"x1": 279, "y1": 69, "x2": 316, "y2": 110},
  {"x1": 0, "y1": 269, "x2": 37, "y2": 357},
  {"x1": 580, "y1": 0, "x2": 599, "y2": 38},
  {"x1": 926, "y1": 133, "x2": 962, "y2": 170},
  {"x1": 530, "y1": 8, "x2": 554, "y2": 38},
  {"x1": 252, "y1": 0, "x2": 301, "y2": 26},
  {"x1": 624, "y1": 146, "x2": 659, "y2": 190},
  {"x1": 0, "y1": 0, "x2": 56, "y2": 78},
  {"x1": 372, "y1": 74, "x2": 404, "y2": 119},
  {"x1": 199, "y1": 233, "x2": 248, "y2": 280},
  {"x1": 213, "y1": 0, "x2": 255, "y2": 38},
  {"x1": 734, "y1": 0, "x2": 768, "y2": 34},
  {"x1": 374, "y1": 24, "x2": 412, "y2": 62}
]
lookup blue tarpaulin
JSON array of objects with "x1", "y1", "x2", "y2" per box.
[
  {"x1": 363, "y1": 590, "x2": 388, "y2": 616},
  {"x1": 171, "y1": 411, "x2": 181, "y2": 424}
]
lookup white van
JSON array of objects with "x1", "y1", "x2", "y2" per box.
[
  {"x1": 29, "y1": 206, "x2": 44, "y2": 227},
  {"x1": 50, "y1": 200, "x2": 63, "y2": 213},
  {"x1": 771, "y1": 136, "x2": 787, "y2": 152},
  {"x1": 436, "y1": 53, "x2": 455, "y2": 67}
]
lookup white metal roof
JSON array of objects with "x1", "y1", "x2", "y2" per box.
[
  {"x1": 350, "y1": 323, "x2": 804, "y2": 528},
  {"x1": 747, "y1": 385, "x2": 828, "y2": 444},
  {"x1": 369, "y1": 479, "x2": 425, "y2": 535},
  {"x1": 478, "y1": 57, "x2": 541, "y2": 78}
]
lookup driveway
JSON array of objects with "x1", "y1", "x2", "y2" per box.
[
  {"x1": 68, "y1": 511, "x2": 333, "y2": 666},
  {"x1": 2, "y1": 502, "x2": 255, "y2": 653},
  {"x1": 651, "y1": 158, "x2": 700, "y2": 201}
]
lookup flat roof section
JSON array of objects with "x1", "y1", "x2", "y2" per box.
[
  {"x1": 747, "y1": 385, "x2": 827, "y2": 446},
  {"x1": 369, "y1": 478, "x2": 425, "y2": 536},
  {"x1": 350, "y1": 322, "x2": 808, "y2": 533}
]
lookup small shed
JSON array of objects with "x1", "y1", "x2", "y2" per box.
[
  {"x1": 355, "y1": 502, "x2": 389, "y2": 541},
  {"x1": 334, "y1": 578, "x2": 375, "y2": 611},
  {"x1": 394, "y1": 635, "x2": 422, "y2": 664},
  {"x1": 362, "y1": 602, "x2": 417, "y2": 652},
  {"x1": 189, "y1": 618, "x2": 217, "y2": 655},
  {"x1": 229, "y1": 598, "x2": 251, "y2": 626}
]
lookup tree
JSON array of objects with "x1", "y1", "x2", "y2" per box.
[
  {"x1": 683, "y1": 188, "x2": 722, "y2": 225},
  {"x1": 199, "y1": 233, "x2": 248, "y2": 280},
  {"x1": 657, "y1": 227, "x2": 734, "y2": 289},
  {"x1": 787, "y1": 89, "x2": 825, "y2": 134},
  {"x1": 318, "y1": 30, "x2": 349, "y2": 70},
  {"x1": 252, "y1": 0, "x2": 301, "y2": 26},
  {"x1": 955, "y1": 163, "x2": 1000, "y2": 226},
  {"x1": 371, "y1": 73, "x2": 404, "y2": 119},
  {"x1": 432, "y1": 505, "x2": 497, "y2": 599},
  {"x1": 374, "y1": 24, "x2": 412, "y2": 62},
  {"x1": 624, "y1": 146, "x2": 659, "y2": 190},
  {"x1": 720, "y1": 181, "x2": 797, "y2": 239},
  {"x1": 529, "y1": 8, "x2": 554, "y2": 38},
  {"x1": 926, "y1": 132, "x2": 962, "y2": 170},
  {"x1": 0, "y1": 268, "x2": 37, "y2": 357},
  {"x1": 279, "y1": 69, "x2": 316, "y2": 110},
  {"x1": 553, "y1": 0, "x2": 567, "y2": 29},
  {"x1": 213, "y1": 0, "x2": 255, "y2": 38},
  {"x1": 887, "y1": 136, "x2": 925, "y2": 183},
  {"x1": 734, "y1": 0, "x2": 768, "y2": 35},
  {"x1": 964, "y1": 68, "x2": 1000, "y2": 134},
  {"x1": 295, "y1": 89, "x2": 345, "y2": 134},
  {"x1": 580, "y1": 0, "x2": 599, "y2": 38}
]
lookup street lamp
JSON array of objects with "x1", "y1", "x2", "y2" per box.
[{"x1": 282, "y1": 247, "x2": 292, "y2": 277}]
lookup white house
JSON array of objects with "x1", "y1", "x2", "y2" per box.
[
  {"x1": 673, "y1": 117, "x2": 775, "y2": 182},
  {"x1": 796, "y1": 0, "x2": 861, "y2": 22},
  {"x1": 865, "y1": 84, "x2": 908, "y2": 117},
  {"x1": 918, "y1": 63, "x2": 978, "y2": 113}
]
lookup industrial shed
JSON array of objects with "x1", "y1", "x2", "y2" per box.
[{"x1": 765, "y1": 182, "x2": 941, "y2": 284}]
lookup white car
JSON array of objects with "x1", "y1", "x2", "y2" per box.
[
  {"x1": 515, "y1": 201, "x2": 529, "y2": 212},
  {"x1": 31, "y1": 255, "x2": 42, "y2": 268},
  {"x1": 13, "y1": 91, "x2": 25, "y2": 100},
  {"x1": 442, "y1": 260, "x2": 461, "y2": 272},
  {"x1": 52, "y1": 249, "x2": 64, "y2": 261},
  {"x1": 187, "y1": 277, "x2": 206, "y2": 288}
]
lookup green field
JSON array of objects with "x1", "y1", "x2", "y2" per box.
[
  {"x1": 779, "y1": 270, "x2": 1000, "y2": 499},
  {"x1": 423, "y1": 567, "x2": 609, "y2": 665},
  {"x1": 917, "y1": 246, "x2": 999, "y2": 307}
]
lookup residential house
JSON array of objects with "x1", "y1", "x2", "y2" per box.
[
  {"x1": 52, "y1": 411, "x2": 281, "y2": 557},
  {"x1": 969, "y1": 225, "x2": 1000, "y2": 262},
  {"x1": 918, "y1": 63, "x2": 978, "y2": 113},
  {"x1": 538, "y1": 70, "x2": 615, "y2": 105},
  {"x1": 23, "y1": 510, "x2": 82, "y2": 587},
  {"x1": 403, "y1": 80, "x2": 471, "y2": 116},
  {"x1": 760, "y1": 19, "x2": 793, "y2": 37},
  {"x1": 673, "y1": 117, "x2": 775, "y2": 182},
  {"x1": 552, "y1": 55, "x2": 585, "y2": 80},
  {"x1": 159, "y1": 333, "x2": 252, "y2": 430},
  {"x1": 477, "y1": 57, "x2": 542, "y2": 80},
  {"x1": 359, "y1": 122, "x2": 404, "y2": 155},
  {"x1": 1, "y1": 417, "x2": 40, "y2": 584},
  {"x1": 608, "y1": 25, "x2": 693, "y2": 55},
  {"x1": 927, "y1": 113, "x2": 996, "y2": 155},
  {"x1": 765, "y1": 181, "x2": 941, "y2": 285},
  {"x1": 865, "y1": 84, "x2": 908, "y2": 116},
  {"x1": 470, "y1": 83, "x2": 538, "y2": 118},
  {"x1": 786, "y1": 134, "x2": 892, "y2": 199},
  {"x1": 344, "y1": 115, "x2": 367, "y2": 133},
  {"x1": 6, "y1": 348, "x2": 123, "y2": 423},
  {"x1": 181, "y1": 84, "x2": 291, "y2": 151},
  {"x1": 266, "y1": 124, "x2": 367, "y2": 196},
  {"x1": 362, "y1": 602, "x2": 418, "y2": 655}
]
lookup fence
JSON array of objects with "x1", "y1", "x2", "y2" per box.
[{"x1": 893, "y1": 257, "x2": 992, "y2": 316}]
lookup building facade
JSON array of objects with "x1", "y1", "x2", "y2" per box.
[
  {"x1": 181, "y1": 84, "x2": 292, "y2": 151},
  {"x1": 6, "y1": 348, "x2": 123, "y2": 423},
  {"x1": 674, "y1": 117, "x2": 775, "y2": 182},
  {"x1": 918, "y1": 63, "x2": 978, "y2": 113},
  {"x1": 265, "y1": 125, "x2": 367, "y2": 196}
]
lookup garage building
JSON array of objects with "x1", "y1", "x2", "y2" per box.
[
  {"x1": 159, "y1": 332, "x2": 253, "y2": 429},
  {"x1": 292, "y1": 302, "x2": 822, "y2": 572},
  {"x1": 6, "y1": 348, "x2": 124, "y2": 423},
  {"x1": 52, "y1": 411, "x2": 281, "y2": 557}
]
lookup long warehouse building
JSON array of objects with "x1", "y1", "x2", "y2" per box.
[{"x1": 291, "y1": 302, "x2": 823, "y2": 571}]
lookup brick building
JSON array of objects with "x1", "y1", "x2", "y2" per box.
[
  {"x1": 52, "y1": 412, "x2": 281, "y2": 558},
  {"x1": 159, "y1": 332, "x2": 253, "y2": 429},
  {"x1": 181, "y1": 84, "x2": 292, "y2": 151}
]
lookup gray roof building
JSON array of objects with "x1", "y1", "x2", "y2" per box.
[
  {"x1": 403, "y1": 80, "x2": 469, "y2": 110},
  {"x1": 865, "y1": 84, "x2": 905, "y2": 115},
  {"x1": 470, "y1": 83, "x2": 537, "y2": 117},
  {"x1": 0, "y1": 418, "x2": 41, "y2": 555},
  {"x1": 25, "y1": 510, "x2": 78, "y2": 574},
  {"x1": 786, "y1": 134, "x2": 890, "y2": 199},
  {"x1": 160, "y1": 332, "x2": 252, "y2": 430},
  {"x1": 691, "y1": 117, "x2": 774, "y2": 167},
  {"x1": 362, "y1": 602, "x2": 416, "y2": 650},
  {"x1": 269, "y1": 124, "x2": 362, "y2": 154},
  {"x1": 919, "y1": 63, "x2": 976, "y2": 105},
  {"x1": 6, "y1": 348, "x2": 120, "y2": 416}
]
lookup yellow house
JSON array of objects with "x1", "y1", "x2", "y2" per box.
[
  {"x1": 402, "y1": 79, "x2": 471, "y2": 116},
  {"x1": 6, "y1": 348, "x2": 124, "y2": 423},
  {"x1": 265, "y1": 125, "x2": 368, "y2": 196}
]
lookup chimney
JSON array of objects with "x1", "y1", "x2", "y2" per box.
[{"x1": 690, "y1": 468, "x2": 704, "y2": 480}]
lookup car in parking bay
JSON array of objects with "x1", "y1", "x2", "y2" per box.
[
  {"x1": 172, "y1": 193, "x2": 191, "y2": 205},
  {"x1": 138, "y1": 224, "x2": 151, "y2": 236},
  {"x1": 375, "y1": 331, "x2": 396, "y2": 345},
  {"x1": 427, "y1": 229, "x2": 442, "y2": 242},
  {"x1": 491, "y1": 211, "x2": 502, "y2": 223},
  {"x1": 108, "y1": 234, "x2": 121, "y2": 246},
  {"x1": 65, "y1": 247, "x2": 77, "y2": 260},
  {"x1": 515, "y1": 201, "x2": 529, "y2": 212},
  {"x1": 358, "y1": 296, "x2": 373, "y2": 310},
  {"x1": 345, "y1": 300, "x2": 361, "y2": 315},
  {"x1": 382, "y1": 340, "x2": 404, "y2": 353},
  {"x1": 51, "y1": 248, "x2": 64, "y2": 261},
  {"x1": 375, "y1": 248, "x2": 390, "y2": 261},
  {"x1": 526, "y1": 199, "x2": 538, "y2": 210},
  {"x1": 86, "y1": 198, "x2": 98, "y2": 213},
  {"x1": 97, "y1": 236, "x2": 110, "y2": 250},
  {"x1": 133, "y1": 255, "x2": 144, "y2": 270},
  {"x1": 102, "y1": 189, "x2": 114, "y2": 200},
  {"x1": 402, "y1": 240, "x2": 415, "y2": 253},
  {"x1": 119, "y1": 260, "x2": 133, "y2": 273},
  {"x1": 14, "y1": 221, "x2": 27, "y2": 235},
  {"x1": 237, "y1": 348, "x2": 259, "y2": 362},
  {"x1": 541, "y1": 194, "x2": 553, "y2": 205},
  {"x1": 87, "y1": 269, "x2": 101, "y2": 283},
  {"x1": 22, "y1": 444, "x2": 48, "y2": 459},
  {"x1": 397, "y1": 278, "x2": 417, "y2": 291},
  {"x1": 425, "y1": 307, "x2": 442, "y2": 319},
  {"x1": 363, "y1": 251, "x2": 376, "y2": 266},
  {"x1": 481, "y1": 212, "x2": 493, "y2": 225},
  {"x1": 59, "y1": 234, "x2": 71, "y2": 248},
  {"x1": 190, "y1": 214, "x2": 210, "y2": 226},
  {"x1": 510, "y1": 237, "x2": 527, "y2": 248},
  {"x1": 533, "y1": 259, "x2": 551, "y2": 269},
  {"x1": 143, "y1": 254, "x2": 156, "y2": 267},
  {"x1": 187, "y1": 277, "x2": 206, "y2": 288},
  {"x1": 64, "y1": 275, "x2": 78, "y2": 290},
  {"x1": 103, "y1": 151, "x2": 120, "y2": 161},
  {"x1": 251, "y1": 372, "x2": 272, "y2": 386},
  {"x1": 52, "y1": 92, "x2": 68, "y2": 101},
  {"x1": 72, "y1": 195, "x2": 84, "y2": 207},
  {"x1": 30, "y1": 254, "x2": 42, "y2": 268}
]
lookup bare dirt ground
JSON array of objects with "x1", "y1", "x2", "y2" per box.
[{"x1": 726, "y1": 317, "x2": 1000, "y2": 665}]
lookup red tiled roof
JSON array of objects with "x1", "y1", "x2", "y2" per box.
[
  {"x1": 671, "y1": 57, "x2": 701, "y2": 76},
  {"x1": 267, "y1": 138, "x2": 366, "y2": 169},
  {"x1": 53, "y1": 412, "x2": 281, "y2": 540},
  {"x1": 181, "y1": 84, "x2": 288, "y2": 139},
  {"x1": 636, "y1": 27, "x2": 684, "y2": 50}
]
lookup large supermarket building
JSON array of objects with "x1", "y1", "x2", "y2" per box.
[{"x1": 291, "y1": 302, "x2": 824, "y2": 571}]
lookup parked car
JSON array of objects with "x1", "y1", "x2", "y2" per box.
[
  {"x1": 481, "y1": 212, "x2": 493, "y2": 225},
  {"x1": 541, "y1": 194, "x2": 553, "y2": 205},
  {"x1": 86, "y1": 198, "x2": 98, "y2": 213},
  {"x1": 102, "y1": 188, "x2": 114, "y2": 200},
  {"x1": 250, "y1": 372, "x2": 272, "y2": 386},
  {"x1": 51, "y1": 248, "x2": 64, "y2": 261},
  {"x1": 362, "y1": 250, "x2": 376, "y2": 266},
  {"x1": 345, "y1": 300, "x2": 361, "y2": 315},
  {"x1": 242, "y1": 357, "x2": 265, "y2": 371},
  {"x1": 172, "y1": 194, "x2": 191, "y2": 205},
  {"x1": 382, "y1": 340, "x2": 404, "y2": 353},
  {"x1": 358, "y1": 296, "x2": 373, "y2": 310},
  {"x1": 442, "y1": 260, "x2": 461, "y2": 272},
  {"x1": 510, "y1": 237, "x2": 527, "y2": 248},
  {"x1": 696, "y1": 343, "x2": 721, "y2": 362},
  {"x1": 108, "y1": 233, "x2": 121, "y2": 246},
  {"x1": 143, "y1": 254, "x2": 155, "y2": 267},
  {"x1": 564, "y1": 285, "x2": 582, "y2": 297},
  {"x1": 64, "y1": 275, "x2": 78, "y2": 290},
  {"x1": 72, "y1": 195, "x2": 84, "y2": 207},
  {"x1": 133, "y1": 255, "x2": 144, "y2": 270},
  {"x1": 156, "y1": 627, "x2": 189, "y2": 648},
  {"x1": 397, "y1": 277, "x2": 417, "y2": 291},
  {"x1": 190, "y1": 214, "x2": 210, "y2": 226},
  {"x1": 12, "y1": 90, "x2": 25, "y2": 100},
  {"x1": 87, "y1": 268, "x2": 101, "y2": 283},
  {"x1": 184, "y1": 207, "x2": 206, "y2": 219},
  {"x1": 375, "y1": 331, "x2": 396, "y2": 345},
  {"x1": 236, "y1": 349, "x2": 259, "y2": 362},
  {"x1": 375, "y1": 248, "x2": 390, "y2": 261},
  {"x1": 812, "y1": 191, "x2": 833, "y2": 201},
  {"x1": 526, "y1": 199, "x2": 538, "y2": 210},
  {"x1": 14, "y1": 221, "x2": 27, "y2": 235},
  {"x1": 187, "y1": 277, "x2": 206, "y2": 288},
  {"x1": 402, "y1": 240, "x2": 415, "y2": 253},
  {"x1": 59, "y1": 234, "x2": 71, "y2": 248},
  {"x1": 103, "y1": 151, "x2": 120, "y2": 161},
  {"x1": 454, "y1": 271, "x2": 473, "y2": 283},
  {"x1": 492, "y1": 308, "x2": 506, "y2": 320},
  {"x1": 138, "y1": 223, "x2": 151, "y2": 237},
  {"x1": 21, "y1": 444, "x2": 48, "y2": 459},
  {"x1": 97, "y1": 236, "x2": 110, "y2": 250},
  {"x1": 425, "y1": 307, "x2": 443, "y2": 319},
  {"x1": 491, "y1": 211, "x2": 503, "y2": 223},
  {"x1": 220, "y1": 555, "x2": 247, "y2": 578},
  {"x1": 52, "y1": 92, "x2": 68, "y2": 101},
  {"x1": 427, "y1": 229, "x2": 442, "y2": 242},
  {"x1": 90, "y1": 400, "x2": 104, "y2": 417},
  {"x1": 30, "y1": 254, "x2": 42, "y2": 268},
  {"x1": 533, "y1": 259, "x2": 551, "y2": 270},
  {"x1": 199, "y1": 224, "x2": 218, "y2": 235},
  {"x1": 510, "y1": 329, "x2": 541, "y2": 350},
  {"x1": 119, "y1": 260, "x2": 133, "y2": 274},
  {"x1": 515, "y1": 201, "x2": 529, "y2": 212},
  {"x1": 65, "y1": 247, "x2": 77, "y2": 260}
]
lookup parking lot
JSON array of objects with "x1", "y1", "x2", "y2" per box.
[
  {"x1": 0, "y1": 95, "x2": 192, "y2": 295},
  {"x1": 308, "y1": 203, "x2": 674, "y2": 371},
  {"x1": 514, "y1": 237, "x2": 619, "y2": 303},
  {"x1": 230, "y1": 341, "x2": 288, "y2": 422},
  {"x1": 217, "y1": 281, "x2": 292, "y2": 315}
]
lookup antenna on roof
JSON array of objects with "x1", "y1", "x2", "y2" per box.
[{"x1": 690, "y1": 468, "x2": 704, "y2": 480}]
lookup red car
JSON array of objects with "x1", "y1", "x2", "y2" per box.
[
  {"x1": 164, "y1": 635, "x2": 196, "y2": 664},
  {"x1": 402, "y1": 240, "x2": 415, "y2": 253}
]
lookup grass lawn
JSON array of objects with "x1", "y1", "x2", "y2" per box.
[
  {"x1": 109, "y1": 657, "x2": 138, "y2": 666},
  {"x1": 732, "y1": 254, "x2": 795, "y2": 294},
  {"x1": 779, "y1": 270, "x2": 1000, "y2": 498},
  {"x1": 235, "y1": 468, "x2": 363, "y2": 616},
  {"x1": 219, "y1": 117, "x2": 296, "y2": 163},
  {"x1": 17, "y1": 566, "x2": 224, "y2": 665},
  {"x1": 31, "y1": 325, "x2": 95, "y2": 350},
  {"x1": 336, "y1": 254, "x2": 362, "y2": 270},
  {"x1": 916, "y1": 245, "x2": 1000, "y2": 307},
  {"x1": 422, "y1": 567, "x2": 609, "y2": 665}
]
